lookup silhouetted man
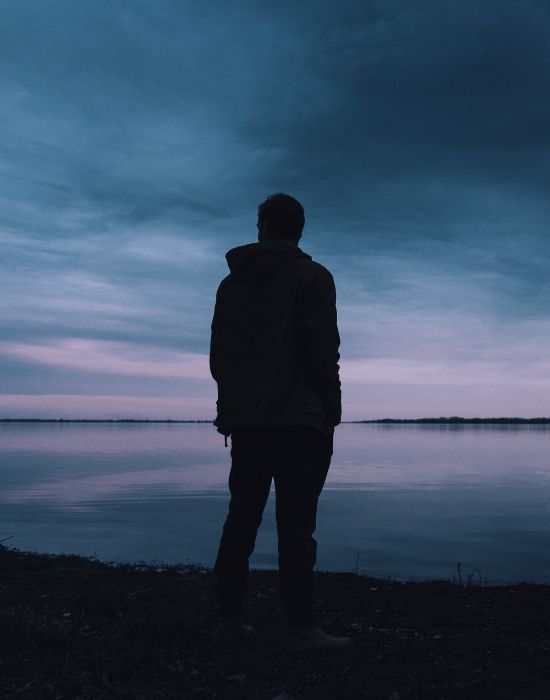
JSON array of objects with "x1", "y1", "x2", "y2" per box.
[{"x1": 210, "y1": 193, "x2": 352, "y2": 652}]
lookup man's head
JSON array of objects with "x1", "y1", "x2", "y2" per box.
[{"x1": 257, "y1": 193, "x2": 305, "y2": 244}]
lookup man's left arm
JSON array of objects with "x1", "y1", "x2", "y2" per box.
[{"x1": 302, "y1": 266, "x2": 342, "y2": 428}]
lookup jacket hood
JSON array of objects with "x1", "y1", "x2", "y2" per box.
[{"x1": 225, "y1": 240, "x2": 310, "y2": 282}]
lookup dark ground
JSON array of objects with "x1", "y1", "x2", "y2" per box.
[{"x1": 1, "y1": 545, "x2": 550, "y2": 699}]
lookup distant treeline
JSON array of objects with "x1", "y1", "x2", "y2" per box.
[
  {"x1": 1, "y1": 417, "x2": 550, "y2": 424},
  {"x1": 351, "y1": 417, "x2": 550, "y2": 424},
  {"x1": 0, "y1": 419, "x2": 213, "y2": 423}
]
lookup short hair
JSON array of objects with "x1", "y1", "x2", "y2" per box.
[{"x1": 257, "y1": 193, "x2": 305, "y2": 242}]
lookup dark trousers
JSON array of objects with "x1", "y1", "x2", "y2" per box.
[{"x1": 213, "y1": 426, "x2": 333, "y2": 626}]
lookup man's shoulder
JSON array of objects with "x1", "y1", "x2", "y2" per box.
[
  {"x1": 216, "y1": 273, "x2": 232, "y2": 293},
  {"x1": 215, "y1": 254, "x2": 334, "y2": 292},
  {"x1": 298, "y1": 258, "x2": 335, "y2": 284},
  {"x1": 308, "y1": 259, "x2": 334, "y2": 277}
]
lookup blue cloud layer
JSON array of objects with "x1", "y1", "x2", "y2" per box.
[{"x1": 1, "y1": 1, "x2": 549, "y2": 417}]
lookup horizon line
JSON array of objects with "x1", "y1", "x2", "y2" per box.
[{"x1": 1, "y1": 417, "x2": 550, "y2": 424}]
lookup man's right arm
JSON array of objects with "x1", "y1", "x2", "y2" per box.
[{"x1": 209, "y1": 287, "x2": 220, "y2": 383}]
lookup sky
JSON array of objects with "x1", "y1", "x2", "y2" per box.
[{"x1": 1, "y1": 0, "x2": 549, "y2": 420}]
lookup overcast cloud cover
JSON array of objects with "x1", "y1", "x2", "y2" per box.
[{"x1": 1, "y1": 0, "x2": 549, "y2": 419}]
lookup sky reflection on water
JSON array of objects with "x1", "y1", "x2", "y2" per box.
[{"x1": 1, "y1": 422, "x2": 550, "y2": 582}]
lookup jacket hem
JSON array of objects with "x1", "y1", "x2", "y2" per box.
[{"x1": 215, "y1": 413, "x2": 327, "y2": 435}]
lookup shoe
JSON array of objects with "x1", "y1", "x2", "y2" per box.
[
  {"x1": 212, "y1": 617, "x2": 257, "y2": 645},
  {"x1": 287, "y1": 624, "x2": 353, "y2": 653}
]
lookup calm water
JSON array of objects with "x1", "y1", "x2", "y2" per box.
[{"x1": 2, "y1": 422, "x2": 550, "y2": 583}]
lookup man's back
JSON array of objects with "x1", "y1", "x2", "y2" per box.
[
  {"x1": 211, "y1": 194, "x2": 352, "y2": 652},
  {"x1": 210, "y1": 238, "x2": 341, "y2": 435}
]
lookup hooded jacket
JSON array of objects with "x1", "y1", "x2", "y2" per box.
[{"x1": 210, "y1": 239, "x2": 341, "y2": 435}]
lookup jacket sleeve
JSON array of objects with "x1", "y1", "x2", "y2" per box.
[
  {"x1": 302, "y1": 266, "x2": 342, "y2": 427},
  {"x1": 209, "y1": 287, "x2": 220, "y2": 383}
]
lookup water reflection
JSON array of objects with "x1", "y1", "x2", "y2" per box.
[{"x1": 1, "y1": 422, "x2": 550, "y2": 582}]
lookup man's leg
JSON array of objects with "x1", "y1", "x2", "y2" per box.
[
  {"x1": 273, "y1": 427, "x2": 332, "y2": 626},
  {"x1": 213, "y1": 428, "x2": 272, "y2": 619}
]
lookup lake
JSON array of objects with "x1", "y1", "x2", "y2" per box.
[{"x1": 2, "y1": 422, "x2": 550, "y2": 583}]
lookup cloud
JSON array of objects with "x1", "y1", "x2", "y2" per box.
[
  {"x1": 120, "y1": 231, "x2": 218, "y2": 266},
  {"x1": 0, "y1": 1, "x2": 549, "y2": 417},
  {"x1": 0, "y1": 339, "x2": 210, "y2": 380},
  {"x1": 0, "y1": 394, "x2": 214, "y2": 420}
]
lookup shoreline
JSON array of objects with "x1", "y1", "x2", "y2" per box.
[
  {"x1": 2, "y1": 417, "x2": 550, "y2": 424},
  {"x1": 2, "y1": 544, "x2": 550, "y2": 698}
]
